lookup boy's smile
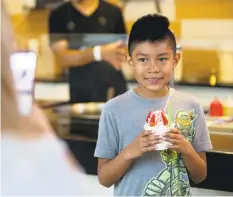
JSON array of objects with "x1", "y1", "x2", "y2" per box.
[{"x1": 129, "y1": 41, "x2": 180, "y2": 98}]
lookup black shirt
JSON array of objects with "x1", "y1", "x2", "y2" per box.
[{"x1": 48, "y1": 1, "x2": 127, "y2": 103}]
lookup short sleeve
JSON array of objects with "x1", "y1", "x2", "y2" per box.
[
  {"x1": 94, "y1": 107, "x2": 119, "y2": 159},
  {"x1": 48, "y1": 11, "x2": 67, "y2": 44},
  {"x1": 192, "y1": 103, "x2": 213, "y2": 152},
  {"x1": 114, "y1": 8, "x2": 126, "y2": 33}
]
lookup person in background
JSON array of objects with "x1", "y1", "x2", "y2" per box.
[
  {"x1": 1, "y1": 2, "x2": 92, "y2": 195},
  {"x1": 49, "y1": 0, "x2": 128, "y2": 103},
  {"x1": 94, "y1": 14, "x2": 212, "y2": 196}
]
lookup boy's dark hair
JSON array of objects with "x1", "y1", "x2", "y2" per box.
[{"x1": 128, "y1": 14, "x2": 176, "y2": 56}]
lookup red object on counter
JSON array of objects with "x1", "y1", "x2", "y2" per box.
[{"x1": 209, "y1": 97, "x2": 223, "y2": 116}]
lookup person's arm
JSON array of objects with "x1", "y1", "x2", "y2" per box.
[
  {"x1": 95, "y1": 106, "x2": 163, "y2": 187},
  {"x1": 181, "y1": 149, "x2": 207, "y2": 183},
  {"x1": 50, "y1": 40, "x2": 96, "y2": 68},
  {"x1": 97, "y1": 152, "x2": 132, "y2": 188},
  {"x1": 165, "y1": 102, "x2": 212, "y2": 184},
  {"x1": 51, "y1": 40, "x2": 126, "y2": 69},
  {"x1": 162, "y1": 129, "x2": 207, "y2": 184},
  {"x1": 97, "y1": 130, "x2": 163, "y2": 187}
]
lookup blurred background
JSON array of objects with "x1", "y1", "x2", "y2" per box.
[{"x1": 5, "y1": 0, "x2": 233, "y2": 195}]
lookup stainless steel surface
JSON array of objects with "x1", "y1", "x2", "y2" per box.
[{"x1": 71, "y1": 102, "x2": 104, "y2": 119}]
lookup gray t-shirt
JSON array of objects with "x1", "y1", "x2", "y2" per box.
[{"x1": 94, "y1": 89, "x2": 212, "y2": 196}]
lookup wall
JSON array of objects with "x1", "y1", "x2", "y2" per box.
[
  {"x1": 176, "y1": 0, "x2": 233, "y2": 19},
  {"x1": 123, "y1": 0, "x2": 233, "y2": 84},
  {"x1": 5, "y1": 0, "x2": 233, "y2": 84}
]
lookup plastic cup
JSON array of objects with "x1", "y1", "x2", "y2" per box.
[{"x1": 150, "y1": 126, "x2": 172, "y2": 150}]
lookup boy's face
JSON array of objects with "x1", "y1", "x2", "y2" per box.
[{"x1": 129, "y1": 40, "x2": 180, "y2": 94}]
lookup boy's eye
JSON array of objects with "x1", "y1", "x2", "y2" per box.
[
  {"x1": 159, "y1": 57, "x2": 168, "y2": 62},
  {"x1": 139, "y1": 58, "x2": 148, "y2": 62}
]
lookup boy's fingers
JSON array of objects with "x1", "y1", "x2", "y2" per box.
[
  {"x1": 165, "y1": 133, "x2": 177, "y2": 139},
  {"x1": 166, "y1": 138, "x2": 179, "y2": 145},
  {"x1": 143, "y1": 139, "x2": 161, "y2": 147},
  {"x1": 147, "y1": 135, "x2": 162, "y2": 141},
  {"x1": 142, "y1": 130, "x2": 152, "y2": 136},
  {"x1": 165, "y1": 133, "x2": 183, "y2": 140},
  {"x1": 169, "y1": 128, "x2": 181, "y2": 134},
  {"x1": 143, "y1": 145, "x2": 157, "y2": 152},
  {"x1": 168, "y1": 145, "x2": 179, "y2": 150}
]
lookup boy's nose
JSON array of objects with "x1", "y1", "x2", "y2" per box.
[{"x1": 148, "y1": 61, "x2": 159, "y2": 72}]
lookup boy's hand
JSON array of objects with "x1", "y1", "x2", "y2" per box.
[
  {"x1": 165, "y1": 128, "x2": 193, "y2": 155},
  {"x1": 123, "y1": 130, "x2": 163, "y2": 160}
]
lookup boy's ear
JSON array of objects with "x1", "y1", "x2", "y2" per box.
[
  {"x1": 127, "y1": 55, "x2": 134, "y2": 69},
  {"x1": 173, "y1": 52, "x2": 181, "y2": 69}
]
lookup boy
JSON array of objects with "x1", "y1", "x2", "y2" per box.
[{"x1": 94, "y1": 14, "x2": 212, "y2": 196}]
